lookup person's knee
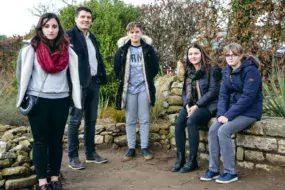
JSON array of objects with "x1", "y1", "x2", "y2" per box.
[
  {"x1": 217, "y1": 127, "x2": 230, "y2": 139},
  {"x1": 68, "y1": 119, "x2": 81, "y2": 128},
  {"x1": 186, "y1": 116, "x2": 199, "y2": 126},
  {"x1": 126, "y1": 117, "x2": 137, "y2": 125}
]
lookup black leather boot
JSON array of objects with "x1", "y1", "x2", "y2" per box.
[
  {"x1": 171, "y1": 151, "x2": 185, "y2": 172},
  {"x1": 179, "y1": 155, "x2": 198, "y2": 173}
]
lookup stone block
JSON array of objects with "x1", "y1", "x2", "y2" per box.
[
  {"x1": 0, "y1": 180, "x2": 4, "y2": 188},
  {"x1": 0, "y1": 159, "x2": 13, "y2": 169},
  {"x1": 170, "y1": 137, "x2": 176, "y2": 146},
  {"x1": 78, "y1": 134, "x2": 84, "y2": 140},
  {"x1": 165, "y1": 106, "x2": 182, "y2": 114},
  {"x1": 262, "y1": 118, "x2": 285, "y2": 137},
  {"x1": 114, "y1": 135, "x2": 127, "y2": 146},
  {"x1": 116, "y1": 123, "x2": 126, "y2": 132},
  {"x1": 12, "y1": 137, "x2": 29, "y2": 144},
  {"x1": 150, "y1": 124, "x2": 160, "y2": 132},
  {"x1": 162, "y1": 91, "x2": 171, "y2": 98},
  {"x1": 2, "y1": 132, "x2": 14, "y2": 142},
  {"x1": 160, "y1": 124, "x2": 170, "y2": 130},
  {"x1": 7, "y1": 127, "x2": 28, "y2": 135},
  {"x1": 163, "y1": 101, "x2": 169, "y2": 108},
  {"x1": 266, "y1": 153, "x2": 285, "y2": 165},
  {"x1": 236, "y1": 135, "x2": 277, "y2": 151},
  {"x1": 5, "y1": 175, "x2": 37, "y2": 190},
  {"x1": 169, "y1": 126, "x2": 175, "y2": 136},
  {"x1": 244, "y1": 150, "x2": 265, "y2": 161},
  {"x1": 256, "y1": 164, "x2": 282, "y2": 172},
  {"x1": 0, "y1": 141, "x2": 8, "y2": 153},
  {"x1": 95, "y1": 135, "x2": 104, "y2": 145},
  {"x1": 236, "y1": 147, "x2": 244, "y2": 161},
  {"x1": 1, "y1": 166, "x2": 30, "y2": 178},
  {"x1": 157, "y1": 75, "x2": 176, "y2": 92},
  {"x1": 171, "y1": 81, "x2": 183, "y2": 89},
  {"x1": 95, "y1": 125, "x2": 105, "y2": 134},
  {"x1": 105, "y1": 124, "x2": 116, "y2": 131},
  {"x1": 16, "y1": 155, "x2": 30, "y2": 165},
  {"x1": 243, "y1": 122, "x2": 264, "y2": 135},
  {"x1": 278, "y1": 139, "x2": 285, "y2": 154},
  {"x1": 0, "y1": 152, "x2": 17, "y2": 160},
  {"x1": 170, "y1": 88, "x2": 182, "y2": 96},
  {"x1": 198, "y1": 143, "x2": 205, "y2": 152},
  {"x1": 199, "y1": 131, "x2": 208, "y2": 142},
  {"x1": 166, "y1": 96, "x2": 182, "y2": 106},
  {"x1": 19, "y1": 140, "x2": 31, "y2": 147},
  {"x1": 167, "y1": 114, "x2": 178, "y2": 125},
  {"x1": 0, "y1": 125, "x2": 11, "y2": 132},
  {"x1": 104, "y1": 135, "x2": 113, "y2": 144},
  {"x1": 199, "y1": 153, "x2": 209, "y2": 160},
  {"x1": 159, "y1": 130, "x2": 168, "y2": 135},
  {"x1": 237, "y1": 161, "x2": 254, "y2": 169},
  {"x1": 100, "y1": 131, "x2": 113, "y2": 135},
  {"x1": 9, "y1": 145, "x2": 29, "y2": 153},
  {"x1": 149, "y1": 133, "x2": 161, "y2": 142}
]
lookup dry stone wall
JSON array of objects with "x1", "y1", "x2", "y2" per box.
[
  {"x1": 0, "y1": 125, "x2": 36, "y2": 190},
  {"x1": 1, "y1": 75, "x2": 285, "y2": 189}
]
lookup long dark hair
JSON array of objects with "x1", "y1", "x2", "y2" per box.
[
  {"x1": 31, "y1": 13, "x2": 69, "y2": 52},
  {"x1": 185, "y1": 42, "x2": 214, "y2": 77}
]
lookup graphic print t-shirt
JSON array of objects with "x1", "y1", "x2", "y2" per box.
[{"x1": 128, "y1": 45, "x2": 146, "y2": 94}]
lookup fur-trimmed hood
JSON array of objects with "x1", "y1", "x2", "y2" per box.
[{"x1": 117, "y1": 35, "x2": 153, "y2": 48}]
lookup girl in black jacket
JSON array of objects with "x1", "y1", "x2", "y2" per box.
[{"x1": 172, "y1": 43, "x2": 221, "y2": 173}]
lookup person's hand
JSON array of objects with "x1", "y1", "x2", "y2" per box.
[
  {"x1": 218, "y1": 116, "x2": 228, "y2": 123},
  {"x1": 186, "y1": 105, "x2": 198, "y2": 118}
]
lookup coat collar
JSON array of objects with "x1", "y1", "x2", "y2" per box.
[{"x1": 117, "y1": 35, "x2": 153, "y2": 48}]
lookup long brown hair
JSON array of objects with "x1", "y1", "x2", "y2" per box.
[
  {"x1": 31, "y1": 13, "x2": 69, "y2": 52},
  {"x1": 185, "y1": 42, "x2": 214, "y2": 77}
]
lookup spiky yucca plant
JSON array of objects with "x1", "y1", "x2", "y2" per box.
[{"x1": 263, "y1": 64, "x2": 285, "y2": 117}]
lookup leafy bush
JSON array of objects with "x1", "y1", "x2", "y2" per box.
[{"x1": 263, "y1": 62, "x2": 285, "y2": 117}]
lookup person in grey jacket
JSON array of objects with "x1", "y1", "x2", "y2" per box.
[
  {"x1": 16, "y1": 13, "x2": 81, "y2": 190},
  {"x1": 171, "y1": 42, "x2": 221, "y2": 173}
]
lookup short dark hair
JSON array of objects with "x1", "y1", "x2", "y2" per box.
[
  {"x1": 76, "y1": 6, "x2": 92, "y2": 17},
  {"x1": 31, "y1": 13, "x2": 69, "y2": 52}
]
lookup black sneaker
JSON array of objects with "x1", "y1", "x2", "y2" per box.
[
  {"x1": 123, "y1": 149, "x2": 136, "y2": 161},
  {"x1": 86, "y1": 153, "x2": 108, "y2": 164},
  {"x1": 68, "y1": 158, "x2": 84, "y2": 170},
  {"x1": 141, "y1": 148, "x2": 153, "y2": 160}
]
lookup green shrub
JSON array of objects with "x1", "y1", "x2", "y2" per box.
[{"x1": 263, "y1": 63, "x2": 285, "y2": 117}]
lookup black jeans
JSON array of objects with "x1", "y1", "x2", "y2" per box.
[
  {"x1": 68, "y1": 79, "x2": 100, "y2": 160},
  {"x1": 28, "y1": 97, "x2": 69, "y2": 179},
  {"x1": 175, "y1": 107, "x2": 212, "y2": 159}
]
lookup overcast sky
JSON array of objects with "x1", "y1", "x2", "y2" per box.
[{"x1": 0, "y1": 0, "x2": 151, "y2": 37}]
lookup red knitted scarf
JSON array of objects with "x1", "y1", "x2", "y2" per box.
[{"x1": 36, "y1": 40, "x2": 69, "y2": 73}]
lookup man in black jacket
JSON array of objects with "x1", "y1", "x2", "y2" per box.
[{"x1": 67, "y1": 6, "x2": 107, "y2": 170}]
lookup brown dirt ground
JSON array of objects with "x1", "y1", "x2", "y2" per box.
[{"x1": 60, "y1": 146, "x2": 285, "y2": 190}]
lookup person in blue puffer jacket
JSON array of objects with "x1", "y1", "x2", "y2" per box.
[{"x1": 200, "y1": 43, "x2": 263, "y2": 184}]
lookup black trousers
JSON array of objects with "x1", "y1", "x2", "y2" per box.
[
  {"x1": 68, "y1": 80, "x2": 100, "y2": 160},
  {"x1": 28, "y1": 97, "x2": 69, "y2": 179},
  {"x1": 175, "y1": 107, "x2": 212, "y2": 159}
]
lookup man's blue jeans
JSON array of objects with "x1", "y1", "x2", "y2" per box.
[{"x1": 68, "y1": 80, "x2": 100, "y2": 160}]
